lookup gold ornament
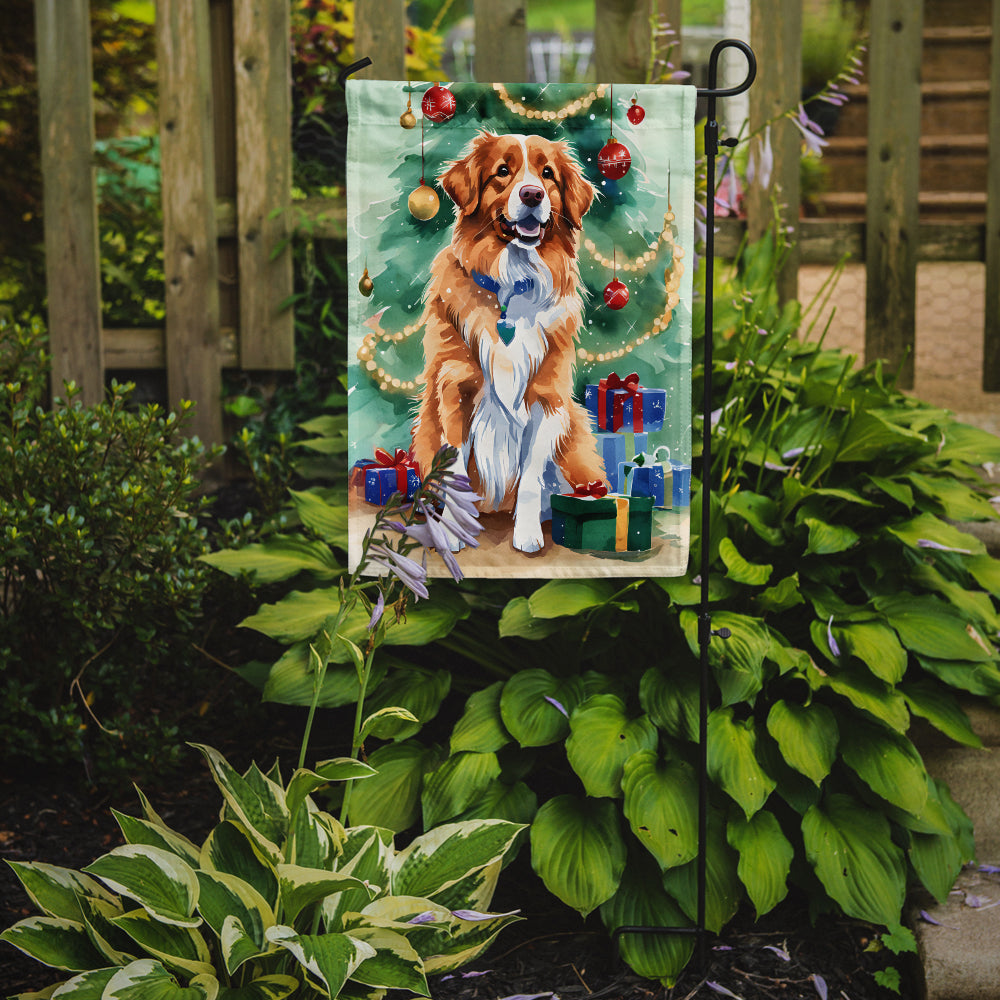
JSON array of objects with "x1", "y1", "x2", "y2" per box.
[
  {"x1": 408, "y1": 184, "x2": 440, "y2": 221},
  {"x1": 358, "y1": 267, "x2": 374, "y2": 297},
  {"x1": 400, "y1": 108, "x2": 417, "y2": 129}
]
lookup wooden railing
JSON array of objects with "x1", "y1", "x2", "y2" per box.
[{"x1": 32, "y1": 0, "x2": 1000, "y2": 445}]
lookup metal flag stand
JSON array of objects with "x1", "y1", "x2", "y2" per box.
[{"x1": 611, "y1": 37, "x2": 756, "y2": 972}]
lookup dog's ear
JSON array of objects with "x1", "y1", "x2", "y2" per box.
[
  {"x1": 558, "y1": 147, "x2": 596, "y2": 230},
  {"x1": 439, "y1": 132, "x2": 494, "y2": 217}
]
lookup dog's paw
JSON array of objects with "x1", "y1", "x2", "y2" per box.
[{"x1": 512, "y1": 522, "x2": 544, "y2": 554}]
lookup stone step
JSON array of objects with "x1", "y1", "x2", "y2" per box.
[
  {"x1": 811, "y1": 189, "x2": 987, "y2": 222},
  {"x1": 922, "y1": 25, "x2": 993, "y2": 83}
]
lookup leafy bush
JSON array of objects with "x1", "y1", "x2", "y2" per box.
[
  {"x1": 209, "y1": 233, "x2": 1000, "y2": 985},
  {"x1": 1, "y1": 743, "x2": 524, "y2": 998},
  {"x1": 0, "y1": 317, "x2": 220, "y2": 783}
]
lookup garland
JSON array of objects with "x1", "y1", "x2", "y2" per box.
[{"x1": 492, "y1": 82, "x2": 608, "y2": 122}]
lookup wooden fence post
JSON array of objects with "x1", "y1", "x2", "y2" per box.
[
  {"x1": 983, "y1": 0, "x2": 1000, "y2": 390},
  {"x1": 864, "y1": 0, "x2": 923, "y2": 389},
  {"x1": 157, "y1": 0, "x2": 223, "y2": 445},
  {"x1": 746, "y1": 0, "x2": 801, "y2": 305},
  {"x1": 474, "y1": 0, "x2": 526, "y2": 82},
  {"x1": 233, "y1": 0, "x2": 294, "y2": 370},
  {"x1": 593, "y1": 0, "x2": 654, "y2": 83},
  {"x1": 354, "y1": 0, "x2": 407, "y2": 79},
  {"x1": 34, "y1": 0, "x2": 104, "y2": 405}
]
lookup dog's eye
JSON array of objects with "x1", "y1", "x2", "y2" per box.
[
  {"x1": 542, "y1": 166, "x2": 555, "y2": 180},
  {"x1": 496, "y1": 164, "x2": 510, "y2": 177}
]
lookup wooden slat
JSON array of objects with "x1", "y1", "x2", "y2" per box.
[
  {"x1": 593, "y1": 0, "x2": 653, "y2": 83},
  {"x1": 354, "y1": 0, "x2": 406, "y2": 80},
  {"x1": 983, "y1": 0, "x2": 1000, "y2": 390},
  {"x1": 746, "y1": 0, "x2": 801, "y2": 304},
  {"x1": 103, "y1": 328, "x2": 238, "y2": 369},
  {"x1": 864, "y1": 0, "x2": 923, "y2": 389},
  {"x1": 34, "y1": 0, "x2": 103, "y2": 404},
  {"x1": 233, "y1": 0, "x2": 294, "y2": 369},
  {"x1": 157, "y1": 0, "x2": 223, "y2": 444},
  {"x1": 474, "y1": 0, "x2": 526, "y2": 82},
  {"x1": 655, "y1": 0, "x2": 683, "y2": 80}
]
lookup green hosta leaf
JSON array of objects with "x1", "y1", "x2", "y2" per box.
[
  {"x1": 191, "y1": 746, "x2": 287, "y2": 862},
  {"x1": 866, "y1": 474, "x2": 914, "y2": 509},
  {"x1": 200, "y1": 822, "x2": 278, "y2": 910},
  {"x1": 935, "y1": 421, "x2": 1000, "y2": 464},
  {"x1": 599, "y1": 853, "x2": 694, "y2": 987},
  {"x1": 718, "y1": 537, "x2": 772, "y2": 586},
  {"x1": 909, "y1": 827, "x2": 965, "y2": 905},
  {"x1": 261, "y1": 643, "x2": 384, "y2": 708},
  {"x1": 112, "y1": 812, "x2": 201, "y2": 868},
  {"x1": 498, "y1": 596, "x2": 564, "y2": 639},
  {"x1": 655, "y1": 573, "x2": 738, "y2": 606},
  {"x1": 906, "y1": 472, "x2": 998, "y2": 522},
  {"x1": 216, "y1": 975, "x2": 299, "y2": 1000},
  {"x1": 103, "y1": 959, "x2": 218, "y2": 1000},
  {"x1": 661, "y1": 812, "x2": 741, "y2": 933},
  {"x1": 916, "y1": 655, "x2": 1000, "y2": 697},
  {"x1": 285, "y1": 759, "x2": 376, "y2": 821},
  {"x1": 5, "y1": 862, "x2": 118, "y2": 923},
  {"x1": 886, "y1": 512, "x2": 985, "y2": 557},
  {"x1": 839, "y1": 718, "x2": 929, "y2": 816},
  {"x1": 727, "y1": 811, "x2": 793, "y2": 918},
  {"x1": 565, "y1": 695, "x2": 658, "y2": 798},
  {"x1": 639, "y1": 664, "x2": 699, "y2": 742},
  {"x1": 527, "y1": 579, "x2": 616, "y2": 618},
  {"x1": 421, "y1": 751, "x2": 502, "y2": 828},
  {"x1": 835, "y1": 410, "x2": 927, "y2": 463},
  {"x1": 288, "y1": 488, "x2": 349, "y2": 546},
  {"x1": 195, "y1": 871, "x2": 273, "y2": 973},
  {"x1": 347, "y1": 740, "x2": 442, "y2": 832},
  {"x1": 200, "y1": 535, "x2": 340, "y2": 583},
  {"x1": 875, "y1": 594, "x2": 995, "y2": 662},
  {"x1": 359, "y1": 706, "x2": 421, "y2": 742},
  {"x1": 453, "y1": 779, "x2": 538, "y2": 827},
  {"x1": 111, "y1": 909, "x2": 214, "y2": 978},
  {"x1": 802, "y1": 793, "x2": 906, "y2": 926},
  {"x1": 803, "y1": 517, "x2": 859, "y2": 556},
  {"x1": 681, "y1": 610, "x2": 770, "y2": 707},
  {"x1": 41, "y1": 966, "x2": 117, "y2": 998},
  {"x1": 809, "y1": 661, "x2": 910, "y2": 732},
  {"x1": 393, "y1": 820, "x2": 524, "y2": 900},
  {"x1": 707, "y1": 708, "x2": 776, "y2": 819},
  {"x1": 83, "y1": 846, "x2": 200, "y2": 928},
  {"x1": 499, "y1": 670, "x2": 585, "y2": 747},
  {"x1": 621, "y1": 751, "x2": 698, "y2": 871},
  {"x1": 756, "y1": 573, "x2": 805, "y2": 614},
  {"x1": 967, "y1": 553, "x2": 1000, "y2": 597},
  {"x1": 530, "y1": 795, "x2": 626, "y2": 917},
  {"x1": 265, "y1": 926, "x2": 375, "y2": 997},
  {"x1": 724, "y1": 490, "x2": 784, "y2": 546},
  {"x1": 0, "y1": 916, "x2": 107, "y2": 971},
  {"x1": 765, "y1": 700, "x2": 838, "y2": 786},
  {"x1": 911, "y1": 562, "x2": 1000, "y2": 633},
  {"x1": 346, "y1": 926, "x2": 428, "y2": 994},
  {"x1": 450, "y1": 682, "x2": 511, "y2": 754},
  {"x1": 901, "y1": 680, "x2": 982, "y2": 748},
  {"x1": 835, "y1": 621, "x2": 907, "y2": 684},
  {"x1": 363, "y1": 668, "x2": 451, "y2": 740},
  {"x1": 277, "y1": 865, "x2": 374, "y2": 925}
]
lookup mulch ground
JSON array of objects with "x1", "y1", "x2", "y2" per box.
[{"x1": 1, "y1": 737, "x2": 913, "y2": 1000}]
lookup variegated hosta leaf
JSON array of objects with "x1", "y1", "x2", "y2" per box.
[
  {"x1": 424, "y1": 859, "x2": 501, "y2": 915},
  {"x1": 288, "y1": 802, "x2": 343, "y2": 870},
  {"x1": 5, "y1": 862, "x2": 118, "y2": 922},
  {"x1": 276, "y1": 864, "x2": 375, "y2": 925},
  {"x1": 195, "y1": 871, "x2": 274, "y2": 973},
  {"x1": 285, "y1": 760, "x2": 376, "y2": 822},
  {"x1": 727, "y1": 810, "x2": 793, "y2": 918},
  {"x1": 77, "y1": 894, "x2": 136, "y2": 966},
  {"x1": 110, "y1": 908, "x2": 214, "y2": 978},
  {"x1": 529, "y1": 795, "x2": 626, "y2": 917},
  {"x1": 219, "y1": 915, "x2": 270, "y2": 979},
  {"x1": 420, "y1": 751, "x2": 502, "y2": 829},
  {"x1": 190, "y1": 745, "x2": 287, "y2": 863},
  {"x1": 391, "y1": 820, "x2": 524, "y2": 900},
  {"x1": 499, "y1": 670, "x2": 585, "y2": 747},
  {"x1": 565, "y1": 695, "x2": 658, "y2": 799},
  {"x1": 706, "y1": 707, "x2": 776, "y2": 819},
  {"x1": 0, "y1": 916, "x2": 107, "y2": 971},
  {"x1": 265, "y1": 926, "x2": 376, "y2": 998},
  {"x1": 200, "y1": 822, "x2": 278, "y2": 910},
  {"x1": 344, "y1": 926, "x2": 429, "y2": 995},
  {"x1": 102, "y1": 958, "x2": 218, "y2": 999},
  {"x1": 450, "y1": 681, "x2": 511, "y2": 754},
  {"x1": 47, "y1": 966, "x2": 118, "y2": 997},
  {"x1": 765, "y1": 700, "x2": 838, "y2": 786},
  {"x1": 421, "y1": 907, "x2": 522, "y2": 975},
  {"x1": 323, "y1": 829, "x2": 393, "y2": 931},
  {"x1": 112, "y1": 811, "x2": 201, "y2": 868},
  {"x1": 83, "y1": 845, "x2": 200, "y2": 928},
  {"x1": 599, "y1": 854, "x2": 694, "y2": 987},
  {"x1": 214, "y1": 974, "x2": 299, "y2": 1000},
  {"x1": 621, "y1": 751, "x2": 699, "y2": 871},
  {"x1": 802, "y1": 793, "x2": 906, "y2": 926}
]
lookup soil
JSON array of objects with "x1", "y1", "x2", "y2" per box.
[{"x1": 0, "y1": 737, "x2": 913, "y2": 1000}]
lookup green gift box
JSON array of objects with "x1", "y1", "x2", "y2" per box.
[{"x1": 551, "y1": 489, "x2": 654, "y2": 552}]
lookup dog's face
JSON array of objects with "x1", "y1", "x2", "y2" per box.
[{"x1": 440, "y1": 132, "x2": 594, "y2": 276}]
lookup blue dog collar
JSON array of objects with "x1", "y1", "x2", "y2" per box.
[{"x1": 472, "y1": 270, "x2": 534, "y2": 346}]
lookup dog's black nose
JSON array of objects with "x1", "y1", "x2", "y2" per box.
[{"x1": 519, "y1": 185, "x2": 544, "y2": 208}]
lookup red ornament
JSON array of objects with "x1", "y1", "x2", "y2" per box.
[
  {"x1": 421, "y1": 84, "x2": 456, "y2": 123},
  {"x1": 598, "y1": 138, "x2": 631, "y2": 180},
  {"x1": 604, "y1": 278, "x2": 629, "y2": 310},
  {"x1": 627, "y1": 99, "x2": 646, "y2": 125}
]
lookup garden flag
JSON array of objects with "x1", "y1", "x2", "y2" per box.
[{"x1": 347, "y1": 80, "x2": 696, "y2": 578}]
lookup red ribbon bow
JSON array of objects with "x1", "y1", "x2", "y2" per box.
[
  {"x1": 371, "y1": 448, "x2": 414, "y2": 496},
  {"x1": 604, "y1": 371, "x2": 641, "y2": 394},
  {"x1": 571, "y1": 480, "x2": 609, "y2": 498},
  {"x1": 598, "y1": 371, "x2": 644, "y2": 432}
]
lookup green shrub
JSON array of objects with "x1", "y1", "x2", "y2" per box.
[{"x1": 0, "y1": 317, "x2": 220, "y2": 783}]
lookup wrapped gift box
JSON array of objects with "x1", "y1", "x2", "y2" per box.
[
  {"x1": 584, "y1": 372, "x2": 665, "y2": 433},
  {"x1": 551, "y1": 483, "x2": 654, "y2": 552},
  {"x1": 352, "y1": 448, "x2": 421, "y2": 505},
  {"x1": 594, "y1": 433, "x2": 627, "y2": 493},
  {"x1": 619, "y1": 446, "x2": 673, "y2": 508}
]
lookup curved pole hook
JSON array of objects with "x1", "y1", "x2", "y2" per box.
[
  {"x1": 337, "y1": 57, "x2": 373, "y2": 90},
  {"x1": 697, "y1": 38, "x2": 757, "y2": 99}
]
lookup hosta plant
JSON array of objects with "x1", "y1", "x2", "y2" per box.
[{"x1": 1, "y1": 744, "x2": 523, "y2": 999}]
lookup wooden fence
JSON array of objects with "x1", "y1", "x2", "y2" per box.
[{"x1": 33, "y1": 0, "x2": 1000, "y2": 445}]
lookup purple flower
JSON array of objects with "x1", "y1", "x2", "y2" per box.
[
  {"x1": 451, "y1": 908, "x2": 520, "y2": 921},
  {"x1": 790, "y1": 104, "x2": 828, "y2": 156},
  {"x1": 367, "y1": 542, "x2": 429, "y2": 600},
  {"x1": 917, "y1": 538, "x2": 973, "y2": 555},
  {"x1": 747, "y1": 125, "x2": 774, "y2": 191},
  {"x1": 407, "y1": 911, "x2": 438, "y2": 925},
  {"x1": 707, "y1": 983, "x2": 742, "y2": 999},
  {"x1": 367, "y1": 590, "x2": 385, "y2": 631},
  {"x1": 827, "y1": 615, "x2": 841, "y2": 658},
  {"x1": 544, "y1": 695, "x2": 569, "y2": 717},
  {"x1": 812, "y1": 974, "x2": 828, "y2": 1000},
  {"x1": 764, "y1": 944, "x2": 790, "y2": 961}
]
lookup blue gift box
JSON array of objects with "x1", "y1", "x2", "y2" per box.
[
  {"x1": 620, "y1": 461, "x2": 667, "y2": 507},
  {"x1": 584, "y1": 374, "x2": 666, "y2": 433},
  {"x1": 364, "y1": 465, "x2": 420, "y2": 505},
  {"x1": 594, "y1": 433, "x2": 627, "y2": 493}
]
